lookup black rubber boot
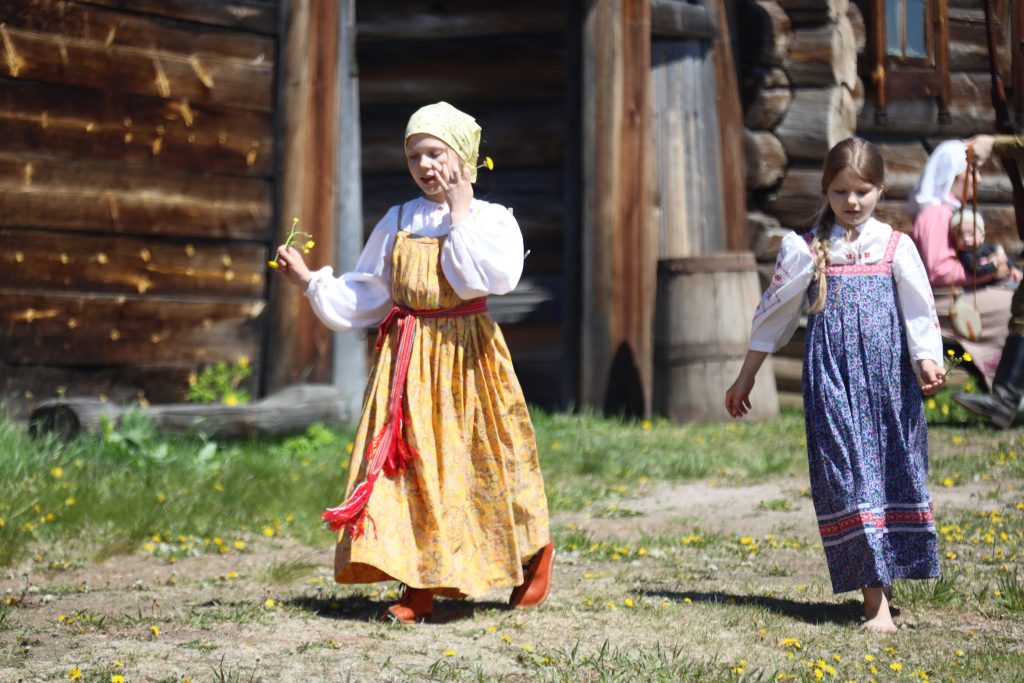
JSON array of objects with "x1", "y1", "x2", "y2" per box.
[{"x1": 953, "y1": 336, "x2": 1024, "y2": 429}]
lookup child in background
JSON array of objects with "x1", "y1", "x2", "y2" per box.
[
  {"x1": 273, "y1": 102, "x2": 553, "y2": 623},
  {"x1": 725, "y1": 137, "x2": 945, "y2": 633},
  {"x1": 949, "y1": 209, "x2": 1021, "y2": 288}
]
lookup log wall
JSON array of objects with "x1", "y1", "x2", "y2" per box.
[
  {"x1": 738, "y1": 0, "x2": 1020, "y2": 407},
  {"x1": 355, "y1": 1, "x2": 571, "y2": 408},
  {"x1": 0, "y1": 0, "x2": 281, "y2": 416}
]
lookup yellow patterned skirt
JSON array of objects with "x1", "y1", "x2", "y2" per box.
[{"x1": 333, "y1": 231, "x2": 550, "y2": 598}]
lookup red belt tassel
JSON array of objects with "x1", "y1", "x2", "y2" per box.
[{"x1": 321, "y1": 297, "x2": 488, "y2": 538}]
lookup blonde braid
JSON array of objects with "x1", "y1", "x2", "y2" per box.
[{"x1": 808, "y1": 221, "x2": 832, "y2": 314}]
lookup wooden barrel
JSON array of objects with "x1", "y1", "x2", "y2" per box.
[{"x1": 653, "y1": 251, "x2": 780, "y2": 422}]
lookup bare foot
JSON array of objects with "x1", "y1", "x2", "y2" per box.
[{"x1": 862, "y1": 587, "x2": 897, "y2": 633}]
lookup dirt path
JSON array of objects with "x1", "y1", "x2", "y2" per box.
[{"x1": 1, "y1": 474, "x2": 1021, "y2": 682}]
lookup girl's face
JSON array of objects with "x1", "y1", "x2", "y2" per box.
[
  {"x1": 405, "y1": 134, "x2": 459, "y2": 201},
  {"x1": 827, "y1": 168, "x2": 882, "y2": 230}
]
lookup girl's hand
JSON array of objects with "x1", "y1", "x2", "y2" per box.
[
  {"x1": 918, "y1": 359, "x2": 946, "y2": 395},
  {"x1": 725, "y1": 375, "x2": 755, "y2": 418},
  {"x1": 274, "y1": 245, "x2": 312, "y2": 289},
  {"x1": 430, "y1": 150, "x2": 473, "y2": 223}
]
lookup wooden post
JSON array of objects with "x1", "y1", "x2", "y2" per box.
[
  {"x1": 331, "y1": 0, "x2": 367, "y2": 417},
  {"x1": 712, "y1": 0, "x2": 748, "y2": 251},
  {"x1": 267, "y1": 0, "x2": 340, "y2": 392},
  {"x1": 581, "y1": 0, "x2": 655, "y2": 416}
]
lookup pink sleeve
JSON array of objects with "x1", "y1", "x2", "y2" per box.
[{"x1": 910, "y1": 204, "x2": 965, "y2": 286}]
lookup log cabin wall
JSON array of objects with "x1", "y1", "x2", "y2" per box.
[
  {"x1": 738, "y1": 0, "x2": 1019, "y2": 406},
  {"x1": 0, "y1": 0, "x2": 281, "y2": 416},
  {"x1": 355, "y1": 1, "x2": 571, "y2": 409}
]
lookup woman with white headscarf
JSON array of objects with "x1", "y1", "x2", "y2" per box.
[{"x1": 908, "y1": 139, "x2": 1014, "y2": 386}]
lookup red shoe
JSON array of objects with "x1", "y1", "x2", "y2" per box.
[
  {"x1": 509, "y1": 541, "x2": 555, "y2": 609},
  {"x1": 384, "y1": 587, "x2": 433, "y2": 624}
]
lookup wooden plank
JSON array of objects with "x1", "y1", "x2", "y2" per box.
[
  {"x1": 857, "y1": 72, "x2": 998, "y2": 136},
  {"x1": 0, "y1": 78, "x2": 273, "y2": 177},
  {"x1": 357, "y1": 0, "x2": 564, "y2": 40},
  {"x1": 357, "y1": 36, "x2": 564, "y2": 104},
  {"x1": 712, "y1": 0, "x2": 748, "y2": 252},
  {"x1": 0, "y1": 228, "x2": 267, "y2": 298},
  {"x1": 75, "y1": 0, "x2": 279, "y2": 34},
  {"x1": 1, "y1": 1, "x2": 276, "y2": 62},
  {"x1": 0, "y1": 24, "x2": 273, "y2": 112},
  {"x1": 0, "y1": 289, "x2": 264, "y2": 366},
  {"x1": 775, "y1": 86, "x2": 856, "y2": 161},
  {"x1": 359, "y1": 100, "x2": 565, "y2": 174},
  {"x1": 581, "y1": 0, "x2": 655, "y2": 416},
  {"x1": 266, "y1": 0, "x2": 340, "y2": 390},
  {"x1": 0, "y1": 152, "x2": 272, "y2": 240}
]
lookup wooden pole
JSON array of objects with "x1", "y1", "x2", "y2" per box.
[
  {"x1": 581, "y1": 0, "x2": 655, "y2": 416},
  {"x1": 267, "y1": 0, "x2": 340, "y2": 392},
  {"x1": 331, "y1": 0, "x2": 367, "y2": 417}
]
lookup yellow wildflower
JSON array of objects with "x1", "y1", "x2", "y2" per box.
[
  {"x1": 233, "y1": 540, "x2": 246, "y2": 550},
  {"x1": 304, "y1": 240, "x2": 315, "y2": 250},
  {"x1": 111, "y1": 676, "x2": 125, "y2": 683},
  {"x1": 963, "y1": 352, "x2": 972, "y2": 362},
  {"x1": 68, "y1": 668, "x2": 82, "y2": 680},
  {"x1": 267, "y1": 260, "x2": 279, "y2": 270},
  {"x1": 50, "y1": 467, "x2": 64, "y2": 479},
  {"x1": 150, "y1": 625, "x2": 160, "y2": 637},
  {"x1": 237, "y1": 355, "x2": 250, "y2": 368},
  {"x1": 443, "y1": 650, "x2": 456, "y2": 657},
  {"x1": 891, "y1": 662, "x2": 903, "y2": 671},
  {"x1": 265, "y1": 599, "x2": 276, "y2": 609}
]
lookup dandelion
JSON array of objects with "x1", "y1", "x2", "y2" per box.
[
  {"x1": 113, "y1": 661, "x2": 123, "y2": 667},
  {"x1": 268, "y1": 217, "x2": 313, "y2": 269},
  {"x1": 485, "y1": 625, "x2": 497, "y2": 632},
  {"x1": 68, "y1": 667, "x2": 82, "y2": 680},
  {"x1": 443, "y1": 650, "x2": 456, "y2": 657},
  {"x1": 501, "y1": 634, "x2": 512, "y2": 643},
  {"x1": 478, "y1": 156, "x2": 495, "y2": 171},
  {"x1": 263, "y1": 526, "x2": 275, "y2": 537},
  {"x1": 265, "y1": 598, "x2": 277, "y2": 609},
  {"x1": 237, "y1": 355, "x2": 250, "y2": 369},
  {"x1": 891, "y1": 662, "x2": 903, "y2": 672},
  {"x1": 520, "y1": 643, "x2": 534, "y2": 652},
  {"x1": 624, "y1": 598, "x2": 634, "y2": 607},
  {"x1": 150, "y1": 625, "x2": 160, "y2": 637},
  {"x1": 50, "y1": 467, "x2": 64, "y2": 479},
  {"x1": 683, "y1": 597, "x2": 692, "y2": 604},
  {"x1": 224, "y1": 394, "x2": 239, "y2": 407},
  {"x1": 111, "y1": 676, "x2": 125, "y2": 683},
  {"x1": 781, "y1": 638, "x2": 802, "y2": 650},
  {"x1": 641, "y1": 420, "x2": 652, "y2": 430},
  {"x1": 233, "y1": 540, "x2": 246, "y2": 551}
]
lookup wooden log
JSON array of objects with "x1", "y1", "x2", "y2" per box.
[
  {"x1": 744, "y1": 79, "x2": 792, "y2": 130},
  {"x1": 744, "y1": 128, "x2": 788, "y2": 188},
  {"x1": 653, "y1": 253, "x2": 779, "y2": 422},
  {"x1": 581, "y1": 0, "x2": 655, "y2": 416},
  {"x1": 0, "y1": 24, "x2": 273, "y2": 112},
  {"x1": 0, "y1": 289, "x2": 264, "y2": 366},
  {"x1": 0, "y1": 1, "x2": 276, "y2": 62},
  {"x1": 947, "y1": 6, "x2": 1010, "y2": 73},
  {"x1": 847, "y1": 1, "x2": 865, "y2": 53},
  {"x1": 872, "y1": 141, "x2": 930, "y2": 199},
  {"x1": 777, "y1": 0, "x2": 850, "y2": 25},
  {"x1": 785, "y1": 15, "x2": 857, "y2": 87},
  {"x1": 857, "y1": 72, "x2": 997, "y2": 137},
  {"x1": 774, "y1": 86, "x2": 855, "y2": 161},
  {"x1": 357, "y1": 0, "x2": 564, "y2": 40},
  {"x1": 0, "y1": 78, "x2": 274, "y2": 177},
  {"x1": 0, "y1": 229, "x2": 266, "y2": 298},
  {"x1": 740, "y1": 0, "x2": 791, "y2": 67},
  {"x1": 0, "y1": 152, "x2": 271, "y2": 240},
  {"x1": 68, "y1": 0, "x2": 279, "y2": 35},
  {"x1": 357, "y1": 37, "x2": 565, "y2": 104},
  {"x1": 2, "y1": 362, "x2": 201, "y2": 419},
  {"x1": 29, "y1": 385, "x2": 351, "y2": 440},
  {"x1": 747, "y1": 210, "x2": 792, "y2": 260},
  {"x1": 763, "y1": 165, "x2": 821, "y2": 228}
]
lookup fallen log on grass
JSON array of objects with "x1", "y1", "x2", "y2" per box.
[{"x1": 29, "y1": 384, "x2": 351, "y2": 440}]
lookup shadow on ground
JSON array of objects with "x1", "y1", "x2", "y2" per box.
[
  {"x1": 644, "y1": 589, "x2": 872, "y2": 626},
  {"x1": 287, "y1": 595, "x2": 511, "y2": 624}
]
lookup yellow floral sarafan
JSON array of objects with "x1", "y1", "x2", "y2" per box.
[{"x1": 332, "y1": 231, "x2": 549, "y2": 598}]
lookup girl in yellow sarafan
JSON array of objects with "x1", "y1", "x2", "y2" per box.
[{"x1": 273, "y1": 102, "x2": 553, "y2": 623}]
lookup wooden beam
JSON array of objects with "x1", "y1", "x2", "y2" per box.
[
  {"x1": 266, "y1": 0, "x2": 340, "y2": 391},
  {"x1": 712, "y1": 0, "x2": 748, "y2": 251},
  {"x1": 581, "y1": 0, "x2": 654, "y2": 416},
  {"x1": 650, "y1": 0, "x2": 717, "y2": 40}
]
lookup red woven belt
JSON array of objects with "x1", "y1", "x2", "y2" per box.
[{"x1": 321, "y1": 297, "x2": 488, "y2": 538}]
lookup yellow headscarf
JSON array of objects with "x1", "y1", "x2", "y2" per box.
[{"x1": 404, "y1": 101, "x2": 482, "y2": 183}]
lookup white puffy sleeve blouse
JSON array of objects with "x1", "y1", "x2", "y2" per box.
[
  {"x1": 303, "y1": 197, "x2": 525, "y2": 332},
  {"x1": 748, "y1": 218, "x2": 943, "y2": 364}
]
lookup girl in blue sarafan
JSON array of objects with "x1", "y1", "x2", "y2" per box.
[{"x1": 725, "y1": 137, "x2": 946, "y2": 633}]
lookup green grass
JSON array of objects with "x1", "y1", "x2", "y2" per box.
[{"x1": 0, "y1": 407, "x2": 808, "y2": 567}]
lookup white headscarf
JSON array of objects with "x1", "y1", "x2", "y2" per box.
[{"x1": 907, "y1": 140, "x2": 968, "y2": 216}]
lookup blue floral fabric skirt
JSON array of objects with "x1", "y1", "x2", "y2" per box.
[{"x1": 803, "y1": 268, "x2": 940, "y2": 594}]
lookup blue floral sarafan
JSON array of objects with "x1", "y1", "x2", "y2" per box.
[{"x1": 802, "y1": 231, "x2": 940, "y2": 593}]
